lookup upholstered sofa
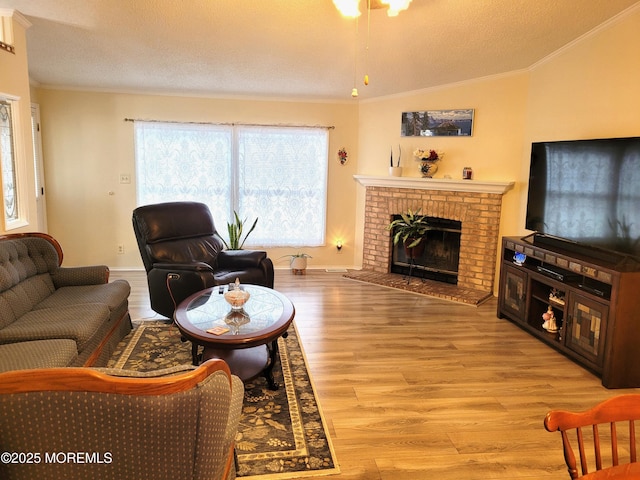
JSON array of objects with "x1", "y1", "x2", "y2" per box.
[
  {"x1": 0, "y1": 359, "x2": 244, "y2": 480},
  {"x1": 0, "y1": 233, "x2": 132, "y2": 372}
]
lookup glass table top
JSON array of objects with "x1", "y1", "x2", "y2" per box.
[{"x1": 179, "y1": 284, "x2": 289, "y2": 337}]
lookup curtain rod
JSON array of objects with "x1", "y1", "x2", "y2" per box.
[{"x1": 123, "y1": 118, "x2": 334, "y2": 129}]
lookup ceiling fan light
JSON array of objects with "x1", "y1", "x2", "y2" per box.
[
  {"x1": 381, "y1": 0, "x2": 412, "y2": 16},
  {"x1": 333, "y1": 0, "x2": 361, "y2": 17}
]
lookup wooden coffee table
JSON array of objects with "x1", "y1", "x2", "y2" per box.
[{"x1": 174, "y1": 284, "x2": 295, "y2": 389}]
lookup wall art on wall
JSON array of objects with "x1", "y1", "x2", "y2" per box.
[
  {"x1": 338, "y1": 147, "x2": 348, "y2": 165},
  {"x1": 401, "y1": 109, "x2": 474, "y2": 137}
]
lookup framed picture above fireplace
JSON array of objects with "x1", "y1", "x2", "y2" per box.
[{"x1": 401, "y1": 109, "x2": 474, "y2": 137}]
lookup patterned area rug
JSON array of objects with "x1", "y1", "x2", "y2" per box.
[{"x1": 108, "y1": 321, "x2": 339, "y2": 479}]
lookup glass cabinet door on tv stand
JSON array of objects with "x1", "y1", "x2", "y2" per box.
[
  {"x1": 564, "y1": 293, "x2": 608, "y2": 368},
  {"x1": 499, "y1": 265, "x2": 527, "y2": 323}
]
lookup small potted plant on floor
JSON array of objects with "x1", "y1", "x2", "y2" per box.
[
  {"x1": 280, "y1": 253, "x2": 312, "y2": 275},
  {"x1": 387, "y1": 208, "x2": 430, "y2": 258}
]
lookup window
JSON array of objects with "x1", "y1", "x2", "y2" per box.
[
  {"x1": 134, "y1": 121, "x2": 329, "y2": 247},
  {"x1": 0, "y1": 97, "x2": 18, "y2": 226}
]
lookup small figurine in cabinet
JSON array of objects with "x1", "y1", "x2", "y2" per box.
[
  {"x1": 548, "y1": 288, "x2": 565, "y2": 305},
  {"x1": 542, "y1": 305, "x2": 558, "y2": 332}
]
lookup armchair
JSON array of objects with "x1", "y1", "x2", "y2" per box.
[
  {"x1": 132, "y1": 201, "x2": 274, "y2": 318},
  {"x1": 0, "y1": 359, "x2": 244, "y2": 480}
]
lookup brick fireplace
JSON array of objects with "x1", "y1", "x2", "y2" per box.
[{"x1": 346, "y1": 175, "x2": 514, "y2": 305}]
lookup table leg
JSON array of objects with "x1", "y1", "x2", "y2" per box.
[
  {"x1": 264, "y1": 340, "x2": 279, "y2": 390},
  {"x1": 191, "y1": 342, "x2": 199, "y2": 365},
  {"x1": 264, "y1": 331, "x2": 288, "y2": 390}
]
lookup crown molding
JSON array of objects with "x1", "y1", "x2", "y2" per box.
[{"x1": 0, "y1": 9, "x2": 31, "y2": 29}]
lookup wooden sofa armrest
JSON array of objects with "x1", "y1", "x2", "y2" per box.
[
  {"x1": 94, "y1": 363, "x2": 199, "y2": 378},
  {"x1": 0, "y1": 359, "x2": 231, "y2": 395}
]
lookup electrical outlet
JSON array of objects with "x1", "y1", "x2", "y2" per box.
[
  {"x1": 117, "y1": 244, "x2": 125, "y2": 254},
  {"x1": 119, "y1": 174, "x2": 131, "y2": 184}
]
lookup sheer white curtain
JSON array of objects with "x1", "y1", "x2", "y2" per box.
[
  {"x1": 135, "y1": 121, "x2": 232, "y2": 223},
  {"x1": 134, "y1": 121, "x2": 328, "y2": 247},
  {"x1": 237, "y1": 125, "x2": 328, "y2": 246}
]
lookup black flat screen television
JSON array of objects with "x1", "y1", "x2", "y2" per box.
[{"x1": 525, "y1": 136, "x2": 640, "y2": 263}]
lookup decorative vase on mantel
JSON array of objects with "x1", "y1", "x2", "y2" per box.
[
  {"x1": 419, "y1": 161, "x2": 438, "y2": 178},
  {"x1": 389, "y1": 166, "x2": 403, "y2": 177},
  {"x1": 414, "y1": 149, "x2": 443, "y2": 178}
]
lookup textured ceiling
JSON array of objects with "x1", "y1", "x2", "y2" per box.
[{"x1": 2, "y1": 0, "x2": 639, "y2": 101}]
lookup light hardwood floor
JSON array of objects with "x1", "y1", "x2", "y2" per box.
[{"x1": 111, "y1": 269, "x2": 639, "y2": 480}]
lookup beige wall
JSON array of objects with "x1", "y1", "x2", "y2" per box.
[
  {"x1": 19, "y1": 5, "x2": 640, "y2": 281},
  {"x1": 520, "y1": 6, "x2": 640, "y2": 231},
  {"x1": 0, "y1": 11, "x2": 36, "y2": 234},
  {"x1": 35, "y1": 90, "x2": 359, "y2": 269},
  {"x1": 355, "y1": 6, "x2": 640, "y2": 291},
  {"x1": 356, "y1": 73, "x2": 529, "y2": 277}
]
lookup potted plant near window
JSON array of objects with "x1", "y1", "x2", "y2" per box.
[
  {"x1": 218, "y1": 211, "x2": 258, "y2": 250},
  {"x1": 280, "y1": 253, "x2": 312, "y2": 275},
  {"x1": 387, "y1": 208, "x2": 430, "y2": 259}
]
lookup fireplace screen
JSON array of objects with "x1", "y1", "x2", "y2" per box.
[{"x1": 390, "y1": 216, "x2": 462, "y2": 284}]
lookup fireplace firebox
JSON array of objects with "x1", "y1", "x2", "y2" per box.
[{"x1": 390, "y1": 216, "x2": 462, "y2": 284}]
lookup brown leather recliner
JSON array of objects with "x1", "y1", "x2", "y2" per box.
[{"x1": 132, "y1": 201, "x2": 274, "y2": 319}]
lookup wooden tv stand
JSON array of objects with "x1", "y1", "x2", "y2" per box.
[{"x1": 497, "y1": 235, "x2": 640, "y2": 388}]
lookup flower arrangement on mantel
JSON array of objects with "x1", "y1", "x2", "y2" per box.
[
  {"x1": 413, "y1": 148, "x2": 443, "y2": 162},
  {"x1": 413, "y1": 149, "x2": 444, "y2": 178}
]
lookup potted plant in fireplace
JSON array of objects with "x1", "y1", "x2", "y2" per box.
[{"x1": 387, "y1": 209, "x2": 430, "y2": 259}]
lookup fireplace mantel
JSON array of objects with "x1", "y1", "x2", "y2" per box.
[{"x1": 354, "y1": 175, "x2": 514, "y2": 195}]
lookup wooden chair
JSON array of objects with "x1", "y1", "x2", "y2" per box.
[{"x1": 544, "y1": 394, "x2": 640, "y2": 479}]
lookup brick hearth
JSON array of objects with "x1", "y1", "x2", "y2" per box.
[{"x1": 346, "y1": 176, "x2": 514, "y2": 305}]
